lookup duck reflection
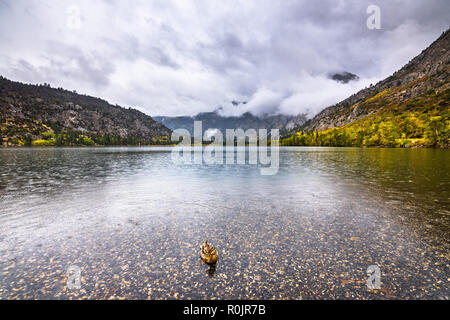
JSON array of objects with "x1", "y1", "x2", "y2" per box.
[{"x1": 207, "y1": 263, "x2": 217, "y2": 277}]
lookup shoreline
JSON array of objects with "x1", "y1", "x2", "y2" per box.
[{"x1": 1, "y1": 144, "x2": 448, "y2": 149}]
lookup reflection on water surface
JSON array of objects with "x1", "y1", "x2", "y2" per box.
[{"x1": 0, "y1": 147, "x2": 448, "y2": 299}]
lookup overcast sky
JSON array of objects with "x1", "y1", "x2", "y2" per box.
[{"x1": 0, "y1": 0, "x2": 448, "y2": 117}]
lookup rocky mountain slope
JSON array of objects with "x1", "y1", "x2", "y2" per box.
[
  {"x1": 0, "y1": 77, "x2": 171, "y2": 146},
  {"x1": 304, "y1": 29, "x2": 450, "y2": 133},
  {"x1": 280, "y1": 29, "x2": 449, "y2": 148}
]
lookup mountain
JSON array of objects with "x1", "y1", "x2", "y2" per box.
[
  {"x1": 329, "y1": 72, "x2": 360, "y2": 84},
  {"x1": 153, "y1": 71, "x2": 358, "y2": 136},
  {"x1": 283, "y1": 29, "x2": 449, "y2": 148},
  {"x1": 0, "y1": 77, "x2": 171, "y2": 146},
  {"x1": 154, "y1": 111, "x2": 307, "y2": 136}
]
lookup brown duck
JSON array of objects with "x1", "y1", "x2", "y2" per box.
[{"x1": 200, "y1": 241, "x2": 219, "y2": 264}]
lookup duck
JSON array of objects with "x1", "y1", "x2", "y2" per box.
[{"x1": 200, "y1": 241, "x2": 219, "y2": 265}]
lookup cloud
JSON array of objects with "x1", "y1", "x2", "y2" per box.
[
  {"x1": 240, "y1": 88, "x2": 284, "y2": 116},
  {"x1": 218, "y1": 73, "x2": 379, "y2": 118},
  {"x1": 0, "y1": 0, "x2": 448, "y2": 117}
]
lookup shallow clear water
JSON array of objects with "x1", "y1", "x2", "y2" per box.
[{"x1": 0, "y1": 147, "x2": 448, "y2": 299}]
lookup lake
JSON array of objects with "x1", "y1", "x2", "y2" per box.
[{"x1": 0, "y1": 147, "x2": 448, "y2": 299}]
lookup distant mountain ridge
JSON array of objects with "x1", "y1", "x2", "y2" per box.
[
  {"x1": 154, "y1": 71, "x2": 360, "y2": 135},
  {"x1": 154, "y1": 111, "x2": 308, "y2": 136},
  {"x1": 0, "y1": 77, "x2": 171, "y2": 146}
]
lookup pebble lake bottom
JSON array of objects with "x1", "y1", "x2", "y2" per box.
[{"x1": 0, "y1": 147, "x2": 448, "y2": 299}]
